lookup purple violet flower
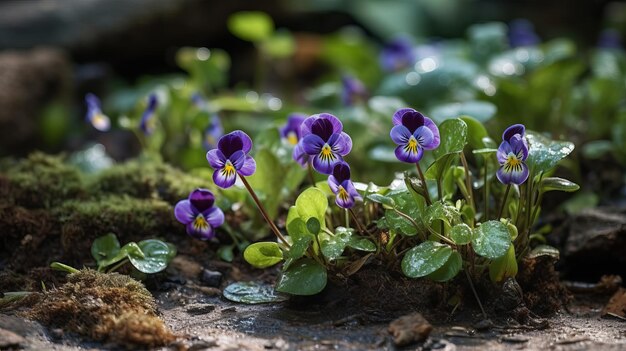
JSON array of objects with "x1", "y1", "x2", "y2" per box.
[
  {"x1": 598, "y1": 29, "x2": 622, "y2": 50},
  {"x1": 139, "y1": 94, "x2": 159, "y2": 135},
  {"x1": 301, "y1": 113, "x2": 352, "y2": 174},
  {"x1": 496, "y1": 124, "x2": 529, "y2": 185},
  {"x1": 206, "y1": 130, "x2": 256, "y2": 188},
  {"x1": 174, "y1": 188, "x2": 225, "y2": 240},
  {"x1": 328, "y1": 162, "x2": 361, "y2": 209},
  {"x1": 390, "y1": 108, "x2": 440, "y2": 163},
  {"x1": 380, "y1": 36, "x2": 416, "y2": 72},
  {"x1": 508, "y1": 19, "x2": 540, "y2": 48},
  {"x1": 280, "y1": 113, "x2": 309, "y2": 166},
  {"x1": 85, "y1": 93, "x2": 111, "y2": 132},
  {"x1": 341, "y1": 75, "x2": 368, "y2": 106},
  {"x1": 203, "y1": 115, "x2": 223, "y2": 151}
]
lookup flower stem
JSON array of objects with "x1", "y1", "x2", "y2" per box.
[
  {"x1": 483, "y1": 160, "x2": 489, "y2": 220},
  {"x1": 306, "y1": 161, "x2": 316, "y2": 186},
  {"x1": 239, "y1": 175, "x2": 290, "y2": 247},
  {"x1": 460, "y1": 153, "x2": 475, "y2": 224},
  {"x1": 349, "y1": 208, "x2": 367, "y2": 235},
  {"x1": 464, "y1": 268, "x2": 487, "y2": 319},
  {"x1": 344, "y1": 208, "x2": 350, "y2": 228},
  {"x1": 498, "y1": 184, "x2": 512, "y2": 220},
  {"x1": 107, "y1": 259, "x2": 129, "y2": 273},
  {"x1": 415, "y1": 162, "x2": 432, "y2": 206}
]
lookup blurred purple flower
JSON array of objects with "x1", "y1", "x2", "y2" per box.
[
  {"x1": 496, "y1": 124, "x2": 529, "y2": 185},
  {"x1": 301, "y1": 113, "x2": 352, "y2": 174},
  {"x1": 598, "y1": 29, "x2": 622, "y2": 50},
  {"x1": 85, "y1": 93, "x2": 111, "y2": 132},
  {"x1": 203, "y1": 115, "x2": 223, "y2": 151},
  {"x1": 174, "y1": 188, "x2": 224, "y2": 240},
  {"x1": 280, "y1": 113, "x2": 309, "y2": 166},
  {"x1": 328, "y1": 162, "x2": 361, "y2": 209},
  {"x1": 380, "y1": 36, "x2": 416, "y2": 72},
  {"x1": 508, "y1": 19, "x2": 540, "y2": 48},
  {"x1": 341, "y1": 75, "x2": 368, "y2": 106},
  {"x1": 390, "y1": 108, "x2": 440, "y2": 163},
  {"x1": 206, "y1": 130, "x2": 256, "y2": 188},
  {"x1": 139, "y1": 94, "x2": 159, "y2": 135}
]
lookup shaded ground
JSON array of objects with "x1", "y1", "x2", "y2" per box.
[{"x1": 2, "y1": 286, "x2": 625, "y2": 350}]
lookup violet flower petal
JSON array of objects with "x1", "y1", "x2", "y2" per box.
[
  {"x1": 174, "y1": 199, "x2": 196, "y2": 224},
  {"x1": 188, "y1": 189, "x2": 215, "y2": 213}
]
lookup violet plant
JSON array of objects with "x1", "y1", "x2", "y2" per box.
[{"x1": 222, "y1": 108, "x2": 578, "y2": 298}]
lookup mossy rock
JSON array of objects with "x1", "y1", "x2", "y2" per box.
[
  {"x1": 26, "y1": 269, "x2": 175, "y2": 348},
  {"x1": 55, "y1": 196, "x2": 184, "y2": 265},
  {"x1": 0, "y1": 152, "x2": 84, "y2": 208},
  {"x1": 92, "y1": 158, "x2": 214, "y2": 204}
]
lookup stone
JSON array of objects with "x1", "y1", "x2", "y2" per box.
[
  {"x1": 201, "y1": 269, "x2": 223, "y2": 287},
  {"x1": 388, "y1": 312, "x2": 432, "y2": 346}
]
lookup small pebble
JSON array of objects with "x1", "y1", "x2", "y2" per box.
[
  {"x1": 473, "y1": 319, "x2": 494, "y2": 331},
  {"x1": 201, "y1": 269, "x2": 223, "y2": 287}
]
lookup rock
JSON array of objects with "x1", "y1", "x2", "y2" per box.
[
  {"x1": 0, "y1": 328, "x2": 25, "y2": 349},
  {"x1": 186, "y1": 304, "x2": 216, "y2": 316},
  {"x1": 388, "y1": 312, "x2": 432, "y2": 346},
  {"x1": 170, "y1": 256, "x2": 202, "y2": 280},
  {"x1": 0, "y1": 48, "x2": 72, "y2": 154},
  {"x1": 201, "y1": 269, "x2": 223, "y2": 287},
  {"x1": 563, "y1": 207, "x2": 626, "y2": 279},
  {"x1": 602, "y1": 287, "x2": 626, "y2": 320}
]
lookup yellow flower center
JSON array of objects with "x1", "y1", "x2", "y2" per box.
[
  {"x1": 193, "y1": 215, "x2": 208, "y2": 231},
  {"x1": 222, "y1": 161, "x2": 236, "y2": 177},
  {"x1": 320, "y1": 144, "x2": 336, "y2": 161},
  {"x1": 338, "y1": 186, "x2": 349, "y2": 201},
  {"x1": 287, "y1": 132, "x2": 298, "y2": 145},
  {"x1": 404, "y1": 136, "x2": 418, "y2": 154},
  {"x1": 504, "y1": 154, "x2": 523, "y2": 172}
]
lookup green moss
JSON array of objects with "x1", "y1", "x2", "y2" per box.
[
  {"x1": 0, "y1": 152, "x2": 84, "y2": 208},
  {"x1": 55, "y1": 196, "x2": 184, "y2": 265},
  {"x1": 92, "y1": 158, "x2": 214, "y2": 204},
  {"x1": 27, "y1": 269, "x2": 175, "y2": 348}
]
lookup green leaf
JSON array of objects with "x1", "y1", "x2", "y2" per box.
[
  {"x1": 287, "y1": 235, "x2": 313, "y2": 260},
  {"x1": 401, "y1": 241, "x2": 453, "y2": 278},
  {"x1": 365, "y1": 193, "x2": 395, "y2": 209},
  {"x1": 217, "y1": 245, "x2": 234, "y2": 262},
  {"x1": 427, "y1": 251, "x2": 462, "y2": 282},
  {"x1": 228, "y1": 11, "x2": 274, "y2": 42},
  {"x1": 528, "y1": 245, "x2": 560, "y2": 260},
  {"x1": 450, "y1": 223, "x2": 473, "y2": 245},
  {"x1": 347, "y1": 237, "x2": 377, "y2": 252},
  {"x1": 295, "y1": 187, "x2": 328, "y2": 225},
  {"x1": 243, "y1": 242, "x2": 284, "y2": 269},
  {"x1": 433, "y1": 118, "x2": 468, "y2": 159},
  {"x1": 223, "y1": 282, "x2": 288, "y2": 304},
  {"x1": 129, "y1": 239, "x2": 175, "y2": 274},
  {"x1": 276, "y1": 258, "x2": 327, "y2": 295},
  {"x1": 540, "y1": 177, "x2": 579, "y2": 193},
  {"x1": 472, "y1": 221, "x2": 511, "y2": 259},
  {"x1": 321, "y1": 228, "x2": 352, "y2": 260},
  {"x1": 489, "y1": 245, "x2": 518, "y2": 283},
  {"x1": 526, "y1": 131, "x2": 575, "y2": 174},
  {"x1": 262, "y1": 31, "x2": 295, "y2": 58},
  {"x1": 91, "y1": 233, "x2": 121, "y2": 264},
  {"x1": 425, "y1": 201, "x2": 461, "y2": 227},
  {"x1": 460, "y1": 116, "x2": 490, "y2": 149},
  {"x1": 306, "y1": 218, "x2": 321, "y2": 235},
  {"x1": 430, "y1": 101, "x2": 496, "y2": 124}
]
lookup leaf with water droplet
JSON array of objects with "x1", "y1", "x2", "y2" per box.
[
  {"x1": 401, "y1": 241, "x2": 453, "y2": 278},
  {"x1": 129, "y1": 239, "x2": 175, "y2": 274},
  {"x1": 276, "y1": 258, "x2": 327, "y2": 296},
  {"x1": 526, "y1": 131, "x2": 575, "y2": 174},
  {"x1": 243, "y1": 242, "x2": 284, "y2": 268},
  {"x1": 427, "y1": 251, "x2": 462, "y2": 282},
  {"x1": 450, "y1": 223, "x2": 473, "y2": 245},
  {"x1": 223, "y1": 281, "x2": 288, "y2": 304},
  {"x1": 472, "y1": 221, "x2": 511, "y2": 259}
]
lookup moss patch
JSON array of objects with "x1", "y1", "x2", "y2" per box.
[{"x1": 26, "y1": 269, "x2": 175, "y2": 348}]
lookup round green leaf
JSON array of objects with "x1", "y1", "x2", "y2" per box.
[
  {"x1": 526, "y1": 131, "x2": 575, "y2": 173},
  {"x1": 366, "y1": 193, "x2": 395, "y2": 209},
  {"x1": 432, "y1": 118, "x2": 468, "y2": 160},
  {"x1": 347, "y1": 237, "x2": 377, "y2": 252},
  {"x1": 286, "y1": 235, "x2": 312, "y2": 260},
  {"x1": 306, "y1": 218, "x2": 321, "y2": 235},
  {"x1": 472, "y1": 221, "x2": 511, "y2": 259},
  {"x1": 223, "y1": 282, "x2": 288, "y2": 304},
  {"x1": 450, "y1": 223, "x2": 473, "y2": 245},
  {"x1": 427, "y1": 251, "x2": 462, "y2": 282},
  {"x1": 460, "y1": 116, "x2": 490, "y2": 149},
  {"x1": 321, "y1": 228, "x2": 352, "y2": 261},
  {"x1": 91, "y1": 233, "x2": 120, "y2": 264},
  {"x1": 129, "y1": 239, "x2": 174, "y2": 274},
  {"x1": 295, "y1": 187, "x2": 328, "y2": 224},
  {"x1": 401, "y1": 241, "x2": 453, "y2": 278},
  {"x1": 228, "y1": 11, "x2": 274, "y2": 42},
  {"x1": 276, "y1": 258, "x2": 327, "y2": 296},
  {"x1": 262, "y1": 31, "x2": 295, "y2": 58},
  {"x1": 243, "y1": 242, "x2": 284, "y2": 269},
  {"x1": 540, "y1": 177, "x2": 579, "y2": 193}
]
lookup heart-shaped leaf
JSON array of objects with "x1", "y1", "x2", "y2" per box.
[
  {"x1": 472, "y1": 221, "x2": 511, "y2": 259},
  {"x1": 91, "y1": 233, "x2": 121, "y2": 265},
  {"x1": 286, "y1": 235, "x2": 312, "y2": 260},
  {"x1": 427, "y1": 251, "x2": 462, "y2": 282},
  {"x1": 321, "y1": 228, "x2": 352, "y2": 260},
  {"x1": 401, "y1": 241, "x2": 453, "y2": 278},
  {"x1": 129, "y1": 239, "x2": 175, "y2": 274},
  {"x1": 276, "y1": 258, "x2": 327, "y2": 296},
  {"x1": 243, "y1": 242, "x2": 284, "y2": 269},
  {"x1": 526, "y1": 131, "x2": 575, "y2": 174},
  {"x1": 223, "y1": 281, "x2": 288, "y2": 304}
]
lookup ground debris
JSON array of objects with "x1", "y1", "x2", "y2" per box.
[
  {"x1": 602, "y1": 287, "x2": 626, "y2": 320},
  {"x1": 388, "y1": 312, "x2": 432, "y2": 346},
  {"x1": 0, "y1": 327, "x2": 25, "y2": 349}
]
